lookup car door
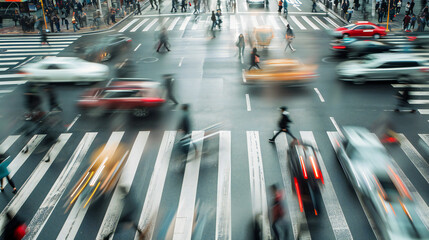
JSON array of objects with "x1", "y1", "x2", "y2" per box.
[
  {"x1": 337, "y1": 140, "x2": 355, "y2": 181},
  {"x1": 362, "y1": 25, "x2": 375, "y2": 37},
  {"x1": 351, "y1": 25, "x2": 365, "y2": 37},
  {"x1": 46, "y1": 64, "x2": 69, "y2": 82},
  {"x1": 372, "y1": 61, "x2": 396, "y2": 80}
]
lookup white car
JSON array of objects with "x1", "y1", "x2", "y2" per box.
[
  {"x1": 336, "y1": 53, "x2": 429, "y2": 84},
  {"x1": 20, "y1": 57, "x2": 109, "y2": 83}
]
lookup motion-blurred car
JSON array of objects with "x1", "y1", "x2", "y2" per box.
[
  {"x1": 77, "y1": 78, "x2": 167, "y2": 117},
  {"x1": 66, "y1": 144, "x2": 129, "y2": 210},
  {"x1": 336, "y1": 53, "x2": 429, "y2": 83},
  {"x1": 19, "y1": 57, "x2": 109, "y2": 83},
  {"x1": 289, "y1": 140, "x2": 324, "y2": 215},
  {"x1": 244, "y1": 59, "x2": 318, "y2": 85},
  {"x1": 333, "y1": 21, "x2": 387, "y2": 39},
  {"x1": 247, "y1": 0, "x2": 265, "y2": 7},
  {"x1": 331, "y1": 38, "x2": 394, "y2": 57},
  {"x1": 75, "y1": 34, "x2": 132, "y2": 62}
]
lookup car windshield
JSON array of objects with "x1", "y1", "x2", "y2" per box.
[
  {"x1": 360, "y1": 55, "x2": 378, "y2": 65},
  {"x1": 344, "y1": 24, "x2": 356, "y2": 29}
]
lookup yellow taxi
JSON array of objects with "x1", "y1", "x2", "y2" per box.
[{"x1": 244, "y1": 59, "x2": 318, "y2": 84}]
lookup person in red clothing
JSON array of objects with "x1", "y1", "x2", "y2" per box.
[
  {"x1": 270, "y1": 184, "x2": 288, "y2": 240},
  {"x1": 403, "y1": 13, "x2": 411, "y2": 30}
]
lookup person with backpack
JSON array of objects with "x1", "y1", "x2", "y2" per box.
[{"x1": 249, "y1": 48, "x2": 260, "y2": 70}]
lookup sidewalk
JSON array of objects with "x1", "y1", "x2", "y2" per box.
[
  {"x1": 318, "y1": 0, "x2": 429, "y2": 32},
  {"x1": 0, "y1": 1, "x2": 146, "y2": 35}
]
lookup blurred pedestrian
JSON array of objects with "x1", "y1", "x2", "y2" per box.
[
  {"x1": 409, "y1": 0, "x2": 414, "y2": 14},
  {"x1": 137, "y1": 1, "x2": 143, "y2": 13},
  {"x1": 270, "y1": 184, "x2": 288, "y2": 240},
  {"x1": 285, "y1": 24, "x2": 295, "y2": 52},
  {"x1": 110, "y1": 7, "x2": 116, "y2": 23},
  {"x1": 157, "y1": 28, "x2": 170, "y2": 52},
  {"x1": 396, "y1": 0, "x2": 402, "y2": 13},
  {"x1": 0, "y1": 153, "x2": 17, "y2": 194},
  {"x1": 181, "y1": 0, "x2": 187, "y2": 12},
  {"x1": 216, "y1": 9, "x2": 222, "y2": 29},
  {"x1": 40, "y1": 29, "x2": 50, "y2": 45},
  {"x1": 82, "y1": 12, "x2": 87, "y2": 27},
  {"x1": 72, "y1": 15, "x2": 80, "y2": 32},
  {"x1": 269, "y1": 106, "x2": 297, "y2": 143},
  {"x1": 53, "y1": 14, "x2": 61, "y2": 32},
  {"x1": 13, "y1": 10, "x2": 20, "y2": 26},
  {"x1": 312, "y1": 0, "x2": 317, "y2": 12},
  {"x1": 395, "y1": 86, "x2": 416, "y2": 112},
  {"x1": 278, "y1": 0, "x2": 283, "y2": 12},
  {"x1": 171, "y1": 0, "x2": 178, "y2": 12},
  {"x1": 4, "y1": 212, "x2": 27, "y2": 240},
  {"x1": 163, "y1": 74, "x2": 178, "y2": 105},
  {"x1": 236, "y1": 33, "x2": 245, "y2": 59},
  {"x1": 249, "y1": 47, "x2": 260, "y2": 70},
  {"x1": 211, "y1": 11, "x2": 217, "y2": 37},
  {"x1": 347, "y1": 7, "x2": 354, "y2": 22},
  {"x1": 178, "y1": 104, "x2": 191, "y2": 135},
  {"x1": 45, "y1": 85, "x2": 62, "y2": 112},
  {"x1": 405, "y1": 1, "x2": 410, "y2": 14},
  {"x1": 403, "y1": 13, "x2": 411, "y2": 30},
  {"x1": 378, "y1": 7, "x2": 384, "y2": 22},
  {"x1": 410, "y1": 14, "x2": 417, "y2": 30},
  {"x1": 64, "y1": 18, "x2": 69, "y2": 30},
  {"x1": 417, "y1": 15, "x2": 426, "y2": 31}
]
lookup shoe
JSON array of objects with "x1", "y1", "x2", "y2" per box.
[
  {"x1": 269, "y1": 139, "x2": 275, "y2": 143},
  {"x1": 12, "y1": 188, "x2": 17, "y2": 194}
]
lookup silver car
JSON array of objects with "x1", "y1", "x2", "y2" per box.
[{"x1": 336, "y1": 53, "x2": 429, "y2": 84}]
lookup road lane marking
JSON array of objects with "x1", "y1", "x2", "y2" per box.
[
  {"x1": 290, "y1": 16, "x2": 306, "y2": 30},
  {"x1": 314, "y1": 88, "x2": 325, "y2": 102},
  {"x1": 0, "y1": 68, "x2": 8, "y2": 71},
  {"x1": 397, "y1": 134, "x2": 429, "y2": 184},
  {"x1": 246, "y1": 131, "x2": 271, "y2": 239},
  {"x1": 324, "y1": 17, "x2": 340, "y2": 28},
  {"x1": 0, "y1": 135, "x2": 20, "y2": 152},
  {"x1": 178, "y1": 57, "x2": 184, "y2": 67},
  {"x1": 420, "y1": 109, "x2": 429, "y2": 114},
  {"x1": 136, "y1": 131, "x2": 176, "y2": 240},
  {"x1": 134, "y1": 43, "x2": 142, "y2": 51},
  {"x1": 12, "y1": 56, "x2": 35, "y2": 69},
  {"x1": 66, "y1": 114, "x2": 81, "y2": 132},
  {"x1": 409, "y1": 99, "x2": 429, "y2": 104},
  {"x1": 168, "y1": 17, "x2": 181, "y2": 31},
  {"x1": 0, "y1": 57, "x2": 26, "y2": 61},
  {"x1": 57, "y1": 132, "x2": 124, "y2": 240},
  {"x1": 24, "y1": 133, "x2": 96, "y2": 240},
  {"x1": 119, "y1": 19, "x2": 139, "y2": 32},
  {"x1": 0, "y1": 52, "x2": 60, "y2": 56},
  {"x1": 180, "y1": 16, "x2": 192, "y2": 30},
  {"x1": 6, "y1": 48, "x2": 64, "y2": 52},
  {"x1": 143, "y1": 18, "x2": 159, "y2": 31},
  {"x1": 0, "y1": 134, "x2": 71, "y2": 236},
  {"x1": 274, "y1": 132, "x2": 311, "y2": 240},
  {"x1": 245, "y1": 94, "x2": 251, "y2": 111},
  {"x1": 0, "y1": 80, "x2": 26, "y2": 84},
  {"x1": 215, "y1": 131, "x2": 232, "y2": 240},
  {"x1": 0, "y1": 62, "x2": 19, "y2": 65},
  {"x1": 242, "y1": 69, "x2": 246, "y2": 83},
  {"x1": 400, "y1": 91, "x2": 429, "y2": 96},
  {"x1": 329, "y1": 117, "x2": 344, "y2": 139},
  {"x1": 327, "y1": 132, "x2": 383, "y2": 240},
  {"x1": 1, "y1": 45, "x2": 69, "y2": 49},
  {"x1": 96, "y1": 132, "x2": 149, "y2": 240},
  {"x1": 392, "y1": 84, "x2": 429, "y2": 88},
  {"x1": 131, "y1": 18, "x2": 149, "y2": 32},
  {"x1": 156, "y1": 17, "x2": 171, "y2": 31},
  {"x1": 301, "y1": 131, "x2": 353, "y2": 240},
  {"x1": 172, "y1": 131, "x2": 204, "y2": 240},
  {"x1": 302, "y1": 16, "x2": 319, "y2": 30}
]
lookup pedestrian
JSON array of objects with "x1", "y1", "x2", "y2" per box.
[
  {"x1": 396, "y1": 0, "x2": 402, "y2": 14},
  {"x1": 4, "y1": 211, "x2": 27, "y2": 240},
  {"x1": 269, "y1": 106, "x2": 297, "y2": 143},
  {"x1": 157, "y1": 28, "x2": 170, "y2": 52},
  {"x1": 110, "y1": 8, "x2": 116, "y2": 23},
  {"x1": 181, "y1": 0, "x2": 187, "y2": 12},
  {"x1": 54, "y1": 14, "x2": 61, "y2": 32},
  {"x1": 376, "y1": 1, "x2": 380, "y2": 10},
  {"x1": 417, "y1": 15, "x2": 425, "y2": 31},
  {"x1": 409, "y1": 0, "x2": 414, "y2": 14},
  {"x1": 13, "y1": 10, "x2": 20, "y2": 26},
  {"x1": 381, "y1": 0, "x2": 387, "y2": 17},
  {"x1": 378, "y1": 7, "x2": 384, "y2": 22},
  {"x1": 45, "y1": 85, "x2": 62, "y2": 112},
  {"x1": 405, "y1": 2, "x2": 410, "y2": 14},
  {"x1": 40, "y1": 29, "x2": 50, "y2": 45},
  {"x1": 216, "y1": 9, "x2": 222, "y2": 29},
  {"x1": 410, "y1": 14, "x2": 417, "y2": 30},
  {"x1": 270, "y1": 184, "x2": 287, "y2": 240},
  {"x1": 211, "y1": 11, "x2": 217, "y2": 36},
  {"x1": 312, "y1": 0, "x2": 317, "y2": 12},
  {"x1": 61, "y1": 7, "x2": 66, "y2": 25},
  {"x1": 403, "y1": 13, "x2": 411, "y2": 30},
  {"x1": 278, "y1": 0, "x2": 283, "y2": 12},
  {"x1": 178, "y1": 104, "x2": 191, "y2": 135},
  {"x1": 236, "y1": 33, "x2": 245, "y2": 59},
  {"x1": 82, "y1": 12, "x2": 87, "y2": 27},
  {"x1": 171, "y1": 0, "x2": 178, "y2": 12},
  {"x1": 0, "y1": 153, "x2": 17, "y2": 194},
  {"x1": 149, "y1": 0, "x2": 158, "y2": 9},
  {"x1": 395, "y1": 85, "x2": 416, "y2": 112},
  {"x1": 64, "y1": 18, "x2": 69, "y2": 30},
  {"x1": 347, "y1": 7, "x2": 354, "y2": 22},
  {"x1": 163, "y1": 74, "x2": 178, "y2": 105},
  {"x1": 72, "y1": 15, "x2": 80, "y2": 32},
  {"x1": 137, "y1": 1, "x2": 143, "y2": 13},
  {"x1": 249, "y1": 47, "x2": 260, "y2": 70},
  {"x1": 285, "y1": 24, "x2": 296, "y2": 52},
  {"x1": 389, "y1": 6, "x2": 395, "y2": 21}
]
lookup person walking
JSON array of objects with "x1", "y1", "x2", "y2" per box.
[
  {"x1": 163, "y1": 74, "x2": 178, "y2": 105},
  {"x1": 236, "y1": 33, "x2": 245, "y2": 59},
  {"x1": 137, "y1": 1, "x2": 143, "y2": 13},
  {"x1": 178, "y1": 104, "x2": 192, "y2": 135},
  {"x1": 405, "y1": 2, "x2": 410, "y2": 14},
  {"x1": 157, "y1": 28, "x2": 170, "y2": 52},
  {"x1": 45, "y1": 85, "x2": 62, "y2": 112},
  {"x1": 396, "y1": 0, "x2": 402, "y2": 14},
  {"x1": 270, "y1": 184, "x2": 287, "y2": 240},
  {"x1": 403, "y1": 13, "x2": 411, "y2": 30},
  {"x1": 149, "y1": 0, "x2": 158, "y2": 9},
  {"x1": 53, "y1": 15, "x2": 61, "y2": 32},
  {"x1": 378, "y1": 6, "x2": 384, "y2": 22},
  {"x1": 395, "y1": 86, "x2": 416, "y2": 112},
  {"x1": 269, "y1": 106, "x2": 297, "y2": 143},
  {"x1": 211, "y1": 11, "x2": 217, "y2": 37},
  {"x1": 4, "y1": 212, "x2": 27, "y2": 240},
  {"x1": 216, "y1": 9, "x2": 222, "y2": 29},
  {"x1": 40, "y1": 29, "x2": 50, "y2": 45},
  {"x1": 347, "y1": 7, "x2": 354, "y2": 22},
  {"x1": 72, "y1": 15, "x2": 80, "y2": 32},
  {"x1": 312, "y1": 0, "x2": 317, "y2": 12},
  {"x1": 284, "y1": 24, "x2": 296, "y2": 52},
  {"x1": 64, "y1": 18, "x2": 69, "y2": 30},
  {"x1": 181, "y1": 0, "x2": 187, "y2": 12},
  {"x1": 409, "y1": 0, "x2": 414, "y2": 14},
  {"x1": 410, "y1": 14, "x2": 417, "y2": 30},
  {"x1": 171, "y1": 0, "x2": 178, "y2": 12},
  {"x1": 0, "y1": 153, "x2": 17, "y2": 194},
  {"x1": 249, "y1": 48, "x2": 260, "y2": 70},
  {"x1": 278, "y1": 0, "x2": 283, "y2": 12}
]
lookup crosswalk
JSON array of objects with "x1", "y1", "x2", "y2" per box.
[
  {"x1": 392, "y1": 83, "x2": 429, "y2": 120},
  {"x1": 0, "y1": 129, "x2": 428, "y2": 239},
  {"x1": 119, "y1": 13, "x2": 343, "y2": 32},
  {"x1": 0, "y1": 35, "x2": 81, "y2": 73}
]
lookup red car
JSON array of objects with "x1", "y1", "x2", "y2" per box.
[
  {"x1": 334, "y1": 21, "x2": 387, "y2": 39},
  {"x1": 77, "y1": 79, "x2": 166, "y2": 117}
]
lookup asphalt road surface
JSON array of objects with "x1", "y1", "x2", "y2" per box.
[{"x1": 0, "y1": 0, "x2": 428, "y2": 239}]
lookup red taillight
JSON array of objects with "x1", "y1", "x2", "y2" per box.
[
  {"x1": 127, "y1": 39, "x2": 132, "y2": 42},
  {"x1": 333, "y1": 45, "x2": 346, "y2": 49},
  {"x1": 294, "y1": 177, "x2": 304, "y2": 212},
  {"x1": 310, "y1": 156, "x2": 319, "y2": 179},
  {"x1": 18, "y1": 71, "x2": 29, "y2": 74},
  {"x1": 420, "y1": 68, "x2": 429, "y2": 73},
  {"x1": 299, "y1": 156, "x2": 308, "y2": 179},
  {"x1": 407, "y1": 36, "x2": 417, "y2": 41},
  {"x1": 143, "y1": 98, "x2": 165, "y2": 103}
]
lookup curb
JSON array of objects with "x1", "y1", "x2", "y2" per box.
[
  {"x1": 316, "y1": 1, "x2": 348, "y2": 24},
  {"x1": 0, "y1": 0, "x2": 150, "y2": 37}
]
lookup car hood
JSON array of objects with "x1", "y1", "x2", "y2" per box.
[
  {"x1": 335, "y1": 27, "x2": 348, "y2": 32},
  {"x1": 337, "y1": 60, "x2": 365, "y2": 71},
  {"x1": 83, "y1": 62, "x2": 109, "y2": 72}
]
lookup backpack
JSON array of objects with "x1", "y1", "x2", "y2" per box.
[{"x1": 255, "y1": 55, "x2": 260, "y2": 63}]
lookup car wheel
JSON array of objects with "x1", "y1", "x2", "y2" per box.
[
  {"x1": 373, "y1": 34, "x2": 381, "y2": 39},
  {"x1": 133, "y1": 107, "x2": 149, "y2": 118},
  {"x1": 353, "y1": 76, "x2": 366, "y2": 84},
  {"x1": 398, "y1": 75, "x2": 409, "y2": 84},
  {"x1": 343, "y1": 33, "x2": 349, "y2": 38}
]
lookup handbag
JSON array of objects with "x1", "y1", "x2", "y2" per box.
[
  {"x1": 189, "y1": 2, "x2": 191, "y2": 6},
  {"x1": 255, "y1": 55, "x2": 260, "y2": 63}
]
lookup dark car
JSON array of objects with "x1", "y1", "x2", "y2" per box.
[
  {"x1": 331, "y1": 38, "x2": 394, "y2": 57},
  {"x1": 75, "y1": 34, "x2": 132, "y2": 62},
  {"x1": 289, "y1": 141, "x2": 324, "y2": 216}
]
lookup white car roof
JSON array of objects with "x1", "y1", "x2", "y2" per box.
[
  {"x1": 39, "y1": 57, "x2": 85, "y2": 64},
  {"x1": 343, "y1": 126, "x2": 384, "y2": 148},
  {"x1": 366, "y1": 53, "x2": 425, "y2": 62}
]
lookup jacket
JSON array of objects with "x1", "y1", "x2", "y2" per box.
[
  {"x1": 0, "y1": 154, "x2": 11, "y2": 179},
  {"x1": 278, "y1": 111, "x2": 292, "y2": 129},
  {"x1": 250, "y1": 52, "x2": 259, "y2": 65}
]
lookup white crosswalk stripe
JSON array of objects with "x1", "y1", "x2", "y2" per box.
[
  {"x1": 180, "y1": 16, "x2": 192, "y2": 30},
  {"x1": 290, "y1": 16, "x2": 306, "y2": 30},
  {"x1": 324, "y1": 16, "x2": 340, "y2": 28},
  {"x1": 312, "y1": 16, "x2": 330, "y2": 29},
  {"x1": 119, "y1": 19, "x2": 139, "y2": 32},
  {"x1": 130, "y1": 18, "x2": 149, "y2": 32},
  {"x1": 168, "y1": 17, "x2": 181, "y2": 31},
  {"x1": 1, "y1": 128, "x2": 426, "y2": 239},
  {"x1": 302, "y1": 16, "x2": 319, "y2": 30},
  {"x1": 143, "y1": 18, "x2": 159, "y2": 31}
]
